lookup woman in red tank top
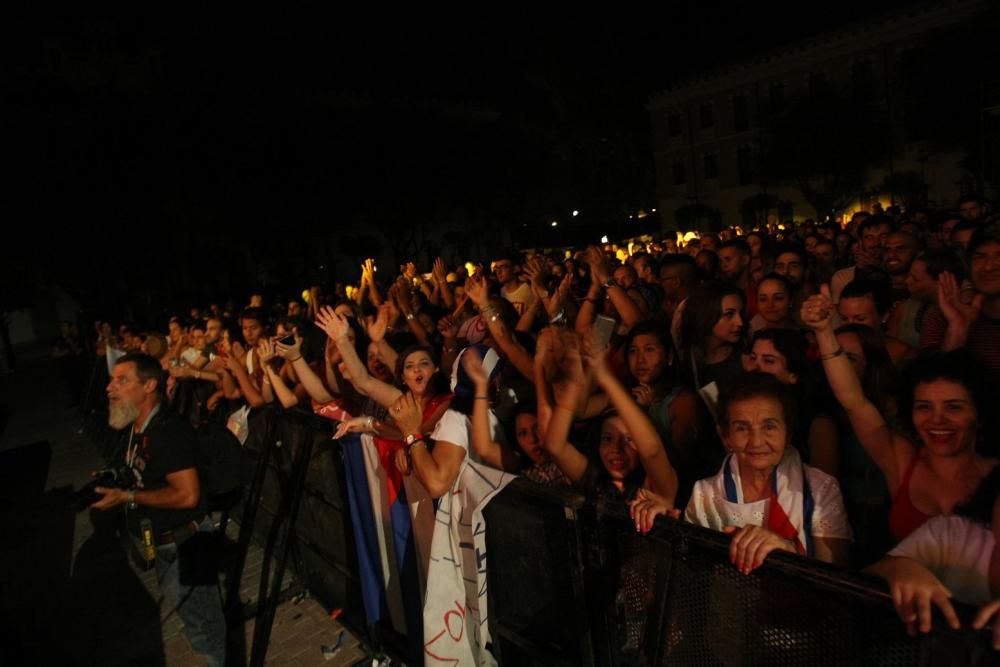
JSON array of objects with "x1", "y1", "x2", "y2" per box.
[{"x1": 804, "y1": 288, "x2": 997, "y2": 543}]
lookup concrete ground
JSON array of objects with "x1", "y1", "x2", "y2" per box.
[{"x1": 0, "y1": 347, "x2": 374, "y2": 666}]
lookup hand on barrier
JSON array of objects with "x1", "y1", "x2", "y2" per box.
[
  {"x1": 973, "y1": 599, "x2": 1000, "y2": 650},
  {"x1": 878, "y1": 556, "x2": 961, "y2": 637},
  {"x1": 334, "y1": 416, "x2": 377, "y2": 440},
  {"x1": 628, "y1": 488, "x2": 676, "y2": 534},
  {"x1": 723, "y1": 524, "x2": 797, "y2": 575}
]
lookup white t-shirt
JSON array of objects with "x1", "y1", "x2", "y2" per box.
[
  {"x1": 685, "y1": 464, "x2": 853, "y2": 540},
  {"x1": 180, "y1": 346, "x2": 202, "y2": 366},
  {"x1": 888, "y1": 515, "x2": 994, "y2": 606},
  {"x1": 430, "y1": 408, "x2": 507, "y2": 466},
  {"x1": 502, "y1": 281, "x2": 535, "y2": 315}
]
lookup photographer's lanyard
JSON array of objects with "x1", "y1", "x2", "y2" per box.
[{"x1": 125, "y1": 403, "x2": 161, "y2": 469}]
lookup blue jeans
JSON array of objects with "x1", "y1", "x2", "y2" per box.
[{"x1": 155, "y1": 517, "x2": 226, "y2": 667}]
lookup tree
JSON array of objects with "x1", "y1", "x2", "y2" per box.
[
  {"x1": 674, "y1": 203, "x2": 721, "y2": 233},
  {"x1": 759, "y1": 90, "x2": 886, "y2": 218},
  {"x1": 740, "y1": 193, "x2": 778, "y2": 228}
]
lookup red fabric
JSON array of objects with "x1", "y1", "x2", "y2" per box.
[
  {"x1": 768, "y1": 485, "x2": 806, "y2": 555},
  {"x1": 312, "y1": 398, "x2": 353, "y2": 423},
  {"x1": 374, "y1": 392, "x2": 453, "y2": 505},
  {"x1": 888, "y1": 455, "x2": 932, "y2": 542}
]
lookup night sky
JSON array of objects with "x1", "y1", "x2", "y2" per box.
[{"x1": 3, "y1": 2, "x2": 922, "y2": 315}]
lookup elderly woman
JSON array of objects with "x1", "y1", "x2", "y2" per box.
[
  {"x1": 630, "y1": 372, "x2": 851, "y2": 571},
  {"x1": 683, "y1": 372, "x2": 851, "y2": 573}
]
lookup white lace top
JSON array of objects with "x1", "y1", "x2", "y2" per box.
[{"x1": 685, "y1": 464, "x2": 853, "y2": 540}]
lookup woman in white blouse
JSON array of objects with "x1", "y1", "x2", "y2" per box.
[{"x1": 632, "y1": 371, "x2": 852, "y2": 574}]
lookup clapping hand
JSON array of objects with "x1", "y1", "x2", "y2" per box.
[
  {"x1": 432, "y1": 257, "x2": 448, "y2": 285},
  {"x1": 464, "y1": 274, "x2": 490, "y2": 309}
]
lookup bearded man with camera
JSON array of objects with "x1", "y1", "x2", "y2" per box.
[{"x1": 92, "y1": 352, "x2": 226, "y2": 667}]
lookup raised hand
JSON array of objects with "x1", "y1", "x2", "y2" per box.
[
  {"x1": 432, "y1": 257, "x2": 448, "y2": 284},
  {"x1": 360, "y1": 258, "x2": 377, "y2": 286},
  {"x1": 257, "y1": 338, "x2": 277, "y2": 364},
  {"x1": 938, "y1": 271, "x2": 983, "y2": 331},
  {"x1": 324, "y1": 337, "x2": 342, "y2": 366},
  {"x1": 523, "y1": 255, "x2": 549, "y2": 291},
  {"x1": 584, "y1": 245, "x2": 610, "y2": 284},
  {"x1": 580, "y1": 325, "x2": 610, "y2": 378},
  {"x1": 316, "y1": 305, "x2": 350, "y2": 342},
  {"x1": 437, "y1": 314, "x2": 459, "y2": 340},
  {"x1": 275, "y1": 332, "x2": 303, "y2": 360},
  {"x1": 390, "y1": 392, "x2": 423, "y2": 435},
  {"x1": 461, "y1": 346, "x2": 488, "y2": 386},
  {"x1": 801, "y1": 284, "x2": 835, "y2": 332},
  {"x1": 367, "y1": 304, "x2": 391, "y2": 343},
  {"x1": 464, "y1": 274, "x2": 490, "y2": 309}
]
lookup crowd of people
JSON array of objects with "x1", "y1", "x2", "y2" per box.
[{"x1": 89, "y1": 193, "x2": 1000, "y2": 653}]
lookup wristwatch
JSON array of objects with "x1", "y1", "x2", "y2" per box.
[
  {"x1": 404, "y1": 433, "x2": 423, "y2": 446},
  {"x1": 127, "y1": 489, "x2": 138, "y2": 510},
  {"x1": 602, "y1": 277, "x2": 616, "y2": 289}
]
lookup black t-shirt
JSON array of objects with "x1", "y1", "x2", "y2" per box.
[{"x1": 127, "y1": 407, "x2": 206, "y2": 535}]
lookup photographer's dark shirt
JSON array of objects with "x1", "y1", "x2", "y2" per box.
[{"x1": 127, "y1": 407, "x2": 206, "y2": 535}]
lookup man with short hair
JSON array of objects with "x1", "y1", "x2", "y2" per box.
[
  {"x1": 958, "y1": 194, "x2": 983, "y2": 222},
  {"x1": 838, "y1": 279, "x2": 912, "y2": 364},
  {"x1": 773, "y1": 243, "x2": 808, "y2": 289},
  {"x1": 492, "y1": 251, "x2": 535, "y2": 315},
  {"x1": 94, "y1": 353, "x2": 225, "y2": 666},
  {"x1": 951, "y1": 220, "x2": 980, "y2": 251},
  {"x1": 812, "y1": 239, "x2": 838, "y2": 285},
  {"x1": 830, "y1": 215, "x2": 894, "y2": 303},
  {"x1": 717, "y1": 238, "x2": 756, "y2": 317},
  {"x1": 631, "y1": 251, "x2": 664, "y2": 315},
  {"x1": 882, "y1": 230, "x2": 921, "y2": 301}
]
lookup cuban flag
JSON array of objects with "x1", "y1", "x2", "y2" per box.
[{"x1": 340, "y1": 432, "x2": 434, "y2": 648}]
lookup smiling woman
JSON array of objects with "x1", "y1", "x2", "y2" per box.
[
  {"x1": 804, "y1": 288, "x2": 999, "y2": 542},
  {"x1": 684, "y1": 372, "x2": 852, "y2": 573}
]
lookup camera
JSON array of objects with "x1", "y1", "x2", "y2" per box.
[{"x1": 71, "y1": 465, "x2": 137, "y2": 512}]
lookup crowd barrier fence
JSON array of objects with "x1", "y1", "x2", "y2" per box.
[{"x1": 81, "y1": 370, "x2": 998, "y2": 666}]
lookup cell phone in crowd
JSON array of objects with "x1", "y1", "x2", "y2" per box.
[
  {"x1": 278, "y1": 334, "x2": 296, "y2": 346},
  {"x1": 593, "y1": 315, "x2": 616, "y2": 350}
]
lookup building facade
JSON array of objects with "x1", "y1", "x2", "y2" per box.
[{"x1": 649, "y1": 0, "x2": 992, "y2": 231}]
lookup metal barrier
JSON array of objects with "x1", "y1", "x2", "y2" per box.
[
  {"x1": 81, "y1": 369, "x2": 998, "y2": 666},
  {"x1": 483, "y1": 478, "x2": 998, "y2": 667}
]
